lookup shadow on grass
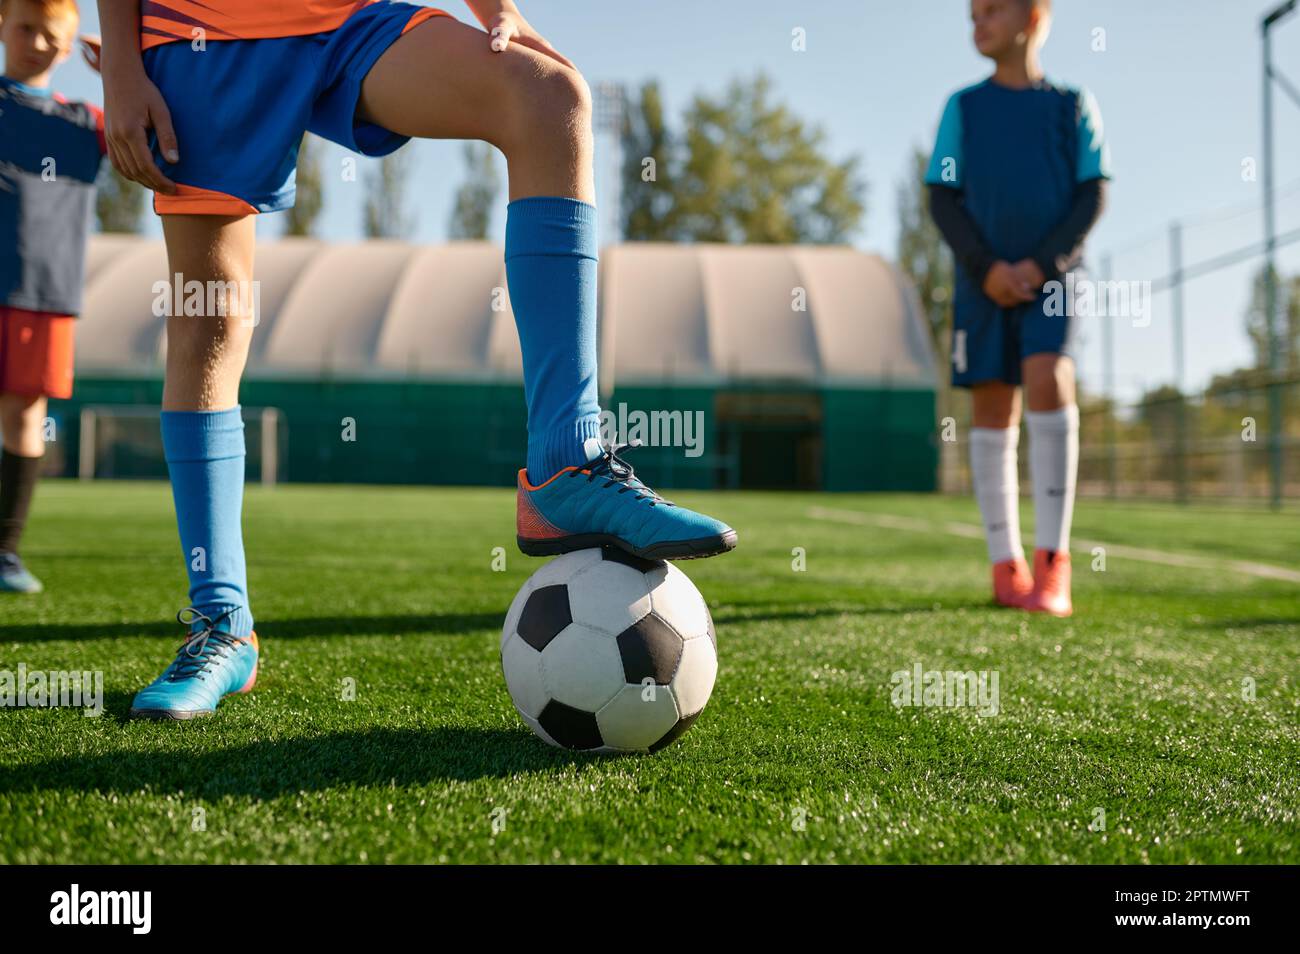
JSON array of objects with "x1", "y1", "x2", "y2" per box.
[
  {"x1": 7, "y1": 601, "x2": 981, "y2": 645},
  {"x1": 2, "y1": 612, "x2": 506, "y2": 644},
  {"x1": 0, "y1": 726, "x2": 599, "y2": 797},
  {"x1": 1192, "y1": 617, "x2": 1300, "y2": 631},
  {"x1": 711, "y1": 600, "x2": 976, "y2": 626}
]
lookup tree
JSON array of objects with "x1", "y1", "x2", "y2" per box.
[
  {"x1": 95, "y1": 165, "x2": 146, "y2": 233},
  {"x1": 620, "y1": 80, "x2": 676, "y2": 241},
  {"x1": 618, "y1": 74, "x2": 865, "y2": 244},
  {"x1": 895, "y1": 145, "x2": 953, "y2": 360},
  {"x1": 284, "y1": 133, "x2": 324, "y2": 237},
  {"x1": 448, "y1": 141, "x2": 500, "y2": 240},
  {"x1": 1244, "y1": 265, "x2": 1300, "y2": 370},
  {"x1": 363, "y1": 151, "x2": 415, "y2": 239}
]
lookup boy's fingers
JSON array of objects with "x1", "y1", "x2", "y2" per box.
[
  {"x1": 490, "y1": 23, "x2": 516, "y2": 52},
  {"x1": 152, "y1": 102, "x2": 181, "y2": 165},
  {"x1": 106, "y1": 140, "x2": 133, "y2": 181},
  {"x1": 109, "y1": 136, "x2": 146, "y2": 185},
  {"x1": 126, "y1": 126, "x2": 175, "y2": 193}
]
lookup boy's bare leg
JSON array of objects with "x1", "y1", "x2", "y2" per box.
[
  {"x1": 356, "y1": 14, "x2": 735, "y2": 560},
  {"x1": 0, "y1": 393, "x2": 48, "y2": 457},
  {"x1": 161, "y1": 215, "x2": 257, "y2": 410},
  {"x1": 125, "y1": 211, "x2": 261, "y2": 716},
  {"x1": 1022, "y1": 353, "x2": 1074, "y2": 412},
  {"x1": 358, "y1": 15, "x2": 593, "y2": 202}
]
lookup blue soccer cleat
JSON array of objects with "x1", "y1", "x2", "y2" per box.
[
  {"x1": 0, "y1": 553, "x2": 43, "y2": 593},
  {"x1": 130, "y1": 607, "x2": 259, "y2": 720},
  {"x1": 516, "y1": 442, "x2": 737, "y2": 561}
]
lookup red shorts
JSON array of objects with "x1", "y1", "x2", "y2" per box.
[{"x1": 0, "y1": 307, "x2": 76, "y2": 399}]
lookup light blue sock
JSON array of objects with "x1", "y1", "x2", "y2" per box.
[
  {"x1": 160, "y1": 407, "x2": 253, "y2": 637},
  {"x1": 504, "y1": 196, "x2": 603, "y2": 484}
]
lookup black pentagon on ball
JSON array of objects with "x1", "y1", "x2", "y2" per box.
[
  {"x1": 649, "y1": 711, "x2": 701, "y2": 753},
  {"x1": 517, "y1": 584, "x2": 571, "y2": 651},
  {"x1": 617, "y1": 612, "x2": 684, "y2": 684},
  {"x1": 600, "y1": 545, "x2": 666, "y2": 574},
  {"x1": 537, "y1": 700, "x2": 604, "y2": 750}
]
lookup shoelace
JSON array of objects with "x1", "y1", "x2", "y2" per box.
[
  {"x1": 168, "y1": 607, "x2": 242, "y2": 682},
  {"x1": 568, "y1": 441, "x2": 675, "y2": 507}
]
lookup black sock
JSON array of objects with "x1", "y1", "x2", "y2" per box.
[{"x1": 0, "y1": 450, "x2": 42, "y2": 556}]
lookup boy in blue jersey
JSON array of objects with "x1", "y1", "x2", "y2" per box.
[
  {"x1": 96, "y1": 0, "x2": 737, "y2": 719},
  {"x1": 927, "y1": 0, "x2": 1109, "y2": 617},
  {"x1": 0, "y1": 0, "x2": 104, "y2": 593}
]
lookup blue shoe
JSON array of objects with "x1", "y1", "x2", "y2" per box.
[
  {"x1": 517, "y1": 442, "x2": 737, "y2": 560},
  {"x1": 0, "y1": 552, "x2": 42, "y2": 593},
  {"x1": 130, "y1": 607, "x2": 259, "y2": 720}
]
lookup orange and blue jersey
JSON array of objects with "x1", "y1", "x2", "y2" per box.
[
  {"x1": 140, "y1": 0, "x2": 391, "y2": 49},
  {"x1": 0, "y1": 77, "x2": 105, "y2": 316},
  {"x1": 139, "y1": 0, "x2": 449, "y2": 214}
]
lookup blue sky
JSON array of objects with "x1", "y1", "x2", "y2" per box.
[{"x1": 23, "y1": 0, "x2": 1300, "y2": 398}]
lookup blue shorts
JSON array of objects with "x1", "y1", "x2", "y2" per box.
[
  {"x1": 949, "y1": 273, "x2": 1080, "y2": 388},
  {"x1": 144, "y1": 1, "x2": 450, "y2": 215}
]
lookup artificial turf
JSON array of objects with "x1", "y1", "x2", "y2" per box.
[{"x1": 1, "y1": 481, "x2": 1296, "y2": 863}]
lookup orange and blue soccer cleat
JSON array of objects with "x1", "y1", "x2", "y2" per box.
[
  {"x1": 517, "y1": 442, "x2": 737, "y2": 561},
  {"x1": 992, "y1": 556, "x2": 1034, "y2": 608},
  {"x1": 129, "y1": 608, "x2": 259, "y2": 719},
  {"x1": 1025, "y1": 548, "x2": 1073, "y2": 617}
]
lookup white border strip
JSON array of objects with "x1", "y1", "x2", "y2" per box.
[{"x1": 806, "y1": 505, "x2": 1300, "y2": 584}]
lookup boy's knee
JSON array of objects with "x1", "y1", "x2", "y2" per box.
[
  {"x1": 0, "y1": 394, "x2": 46, "y2": 453},
  {"x1": 502, "y1": 56, "x2": 591, "y2": 151},
  {"x1": 1023, "y1": 354, "x2": 1074, "y2": 411}
]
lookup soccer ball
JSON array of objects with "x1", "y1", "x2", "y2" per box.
[{"x1": 500, "y1": 547, "x2": 718, "y2": 753}]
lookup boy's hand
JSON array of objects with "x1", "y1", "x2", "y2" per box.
[
  {"x1": 79, "y1": 35, "x2": 103, "y2": 73},
  {"x1": 1010, "y1": 258, "x2": 1047, "y2": 293},
  {"x1": 102, "y1": 66, "x2": 178, "y2": 194},
  {"x1": 485, "y1": 10, "x2": 576, "y2": 69},
  {"x1": 982, "y1": 260, "x2": 1037, "y2": 308}
]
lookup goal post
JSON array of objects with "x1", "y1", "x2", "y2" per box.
[{"x1": 76, "y1": 405, "x2": 284, "y2": 486}]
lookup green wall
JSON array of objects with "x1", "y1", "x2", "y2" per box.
[{"x1": 50, "y1": 376, "x2": 936, "y2": 492}]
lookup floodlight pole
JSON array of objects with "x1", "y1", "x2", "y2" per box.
[
  {"x1": 1263, "y1": 0, "x2": 1296, "y2": 510},
  {"x1": 1100, "y1": 254, "x2": 1117, "y2": 498},
  {"x1": 1170, "y1": 222, "x2": 1189, "y2": 503},
  {"x1": 593, "y1": 81, "x2": 627, "y2": 248}
]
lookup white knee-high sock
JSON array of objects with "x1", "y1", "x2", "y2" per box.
[
  {"x1": 970, "y1": 427, "x2": 1023, "y2": 564},
  {"x1": 1026, "y1": 404, "x2": 1079, "y2": 554}
]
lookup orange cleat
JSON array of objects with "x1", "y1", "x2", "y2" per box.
[
  {"x1": 992, "y1": 557, "x2": 1034, "y2": 608},
  {"x1": 1025, "y1": 549, "x2": 1073, "y2": 617}
]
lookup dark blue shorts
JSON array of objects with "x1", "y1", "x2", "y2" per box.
[
  {"x1": 143, "y1": 1, "x2": 450, "y2": 215},
  {"x1": 949, "y1": 273, "x2": 1080, "y2": 388}
]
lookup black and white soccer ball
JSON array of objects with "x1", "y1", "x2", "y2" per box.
[{"x1": 500, "y1": 547, "x2": 717, "y2": 753}]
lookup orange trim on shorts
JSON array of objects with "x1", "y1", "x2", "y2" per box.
[
  {"x1": 0, "y1": 307, "x2": 76, "y2": 399},
  {"x1": 154, "y1": 184, "x2": 259, "y2": 217},
  {"x1": 401, "y1": 7, "x2": 452, "y2": 34}
]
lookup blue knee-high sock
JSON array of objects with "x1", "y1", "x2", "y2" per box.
[
  {"x1": 504, "y1": 197, "x2": 602, "y2": 484},
  {"x1": 160, "y1": 407, "x2": 253, "y2": 637}
]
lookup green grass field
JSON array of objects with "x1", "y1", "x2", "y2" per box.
[{"x1": 2, "y1": 481, "x2": 1296, "y2": 864}]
